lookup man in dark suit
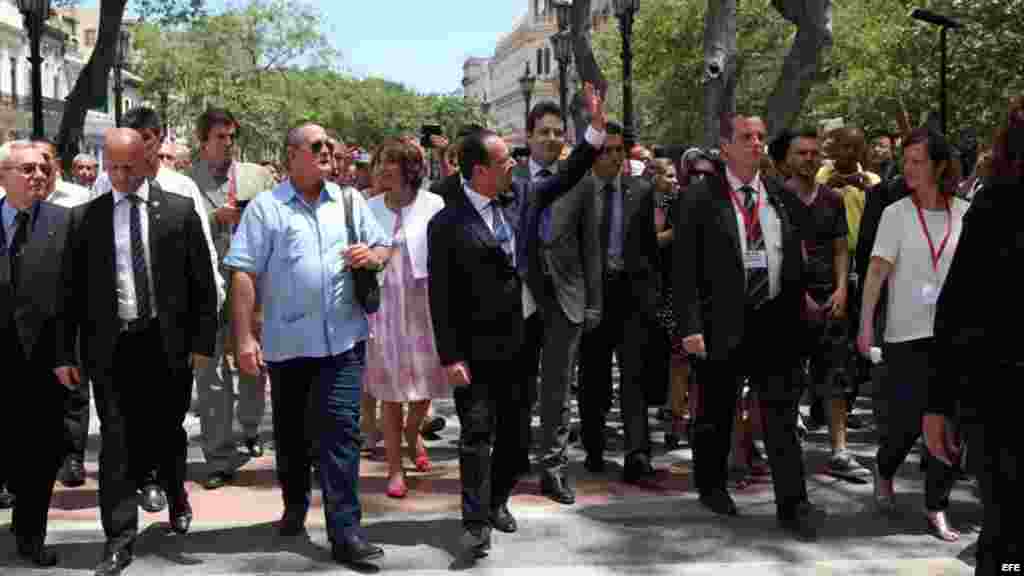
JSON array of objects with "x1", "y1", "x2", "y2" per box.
[
  {"x1": 1, "y1": 142, "x2": 76, "y2": 567},
  {"x1": 512, "y1": 102, "x2": 601, "y2": 505},
  {"x1": 428, "y1": 83, "x2": 606, "y2": 558},
  {"x1": 674, "y1": 114, "x2": 823, "y2": 540},
  {"x1": 56, "y1": 129, "x2": 217, "y2": 576},
  {"x1": 577, "y1": 121, "x2": 659, "y2": 482}
]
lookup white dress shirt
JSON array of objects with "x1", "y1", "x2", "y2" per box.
[
  {"x1": 48, "y1": 179, "x2": 92, "y2": 208},
  {"x1": 529, "y1": 158, "x2": 557, "y2": 181},
  {"x1": 464, "y1": 183, "x2": 538, "y2": 319},
  {"x1": 725, "y1": 167, "x2": 783, "y2": 299},
  {"x1": 113, "y1": 180, "x2": 158, "y2": 321},
  {"x1": 95, "y1": 167, "x2": 225, "y2": 309}
]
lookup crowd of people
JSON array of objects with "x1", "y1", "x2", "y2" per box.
[{"x1": 0, "y1": 87, "x2": 1020, "y2": 576}]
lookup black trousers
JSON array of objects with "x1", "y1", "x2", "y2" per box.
[
  {"x1": 692, "y1": 301, "x2": 808, "y2": 518},
  {"x1": 3, "y1": 326, "x2": 64, "y2": 550},
  {"x1": 579, "y1": 273, "x2": 650, "y2": 459},
  {"x1": 63, "y1": 374, "x2": 90, "y2": 463},
  {"x1": 454, "y1": 359, "x2": 531, "y2": 530},
  {"x1": 92, "y1": 321, "x2": 192, "y2": 551},
  {"x1": 876, "y1": 338, "x2": 956, "y2": 512},
  {"x1": 967, "y1": 379, "x2": 1021, "y2": 575}
]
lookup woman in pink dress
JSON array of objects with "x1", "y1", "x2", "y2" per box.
[{"x1": 363, "y1": 140, "x2": 449, "y2": 498}]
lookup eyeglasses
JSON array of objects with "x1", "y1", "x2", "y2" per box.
[
  {"x1": 8, "y1": 162, "x2": 52, "y2": 177},
  {"x1": 309, "y1": 139, "x2": 334, "y2": 155}
]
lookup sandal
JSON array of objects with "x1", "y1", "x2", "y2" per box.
[
  {"x1": 386, "y1": 475, "x2": 408, "y2": 499},
  {"x1": 925, "y1": 511, "x2": 960, "y2": 542}
]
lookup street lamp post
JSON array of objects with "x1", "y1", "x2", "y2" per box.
[
  {"x1": 480, "y1": 93, "x2": 491, "y2": 128},
  {"x1": 553, "y1": 1, "x2": 574, "y2": 136},
  {"x1": 519, "y1": 62, "x2": 536, "y2": 143},
  {"x1": 911, "y1": 8, "x2": 962, "y2": 136},
  {"x1": 113, "y1": 29, "x2": 129, "y2": 127},
  {"x1": 17, "y1": 0, "x2": 52, "y2": 140},
  {"x1": 614, "y1": 0, "x2": 640, "y2": 147}
]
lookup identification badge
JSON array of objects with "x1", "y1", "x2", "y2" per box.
[
  {"x1": 743, "y1": 250, "x2": 768, "y2": 270},
  {"x1": 921, "y1": 283, "x2": 939, "y2": 305}
]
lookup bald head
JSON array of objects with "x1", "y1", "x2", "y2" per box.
[
  {"x1": 104, "y1": 128, "x2": 146, "y2": 193},
  {"x1": 829, "y1": 126, "x2": 866, "y2": 172}
]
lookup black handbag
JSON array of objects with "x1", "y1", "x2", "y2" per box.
[{"x1": 342, "y1": 189, "x2": 382, "y2": 314}]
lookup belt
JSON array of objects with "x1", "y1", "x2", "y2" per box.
[
  {"x1": 120, "y1": 317, "x2": 155, "y2": 335},
  {"x1": 605, "y1": 268, "x2": 627, "y2": 282}
]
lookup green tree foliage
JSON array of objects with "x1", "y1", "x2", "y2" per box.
[
  {"x1": 592, "y1": 0, "x2": 1024, "y2": 146},
  {"x1": 135, "y1": 1, "x2": 483, "y2": 161}
]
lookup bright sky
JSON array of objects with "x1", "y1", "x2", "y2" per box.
[{"x1": 83, "y1": 0, "x2": 528, "y2": 95}]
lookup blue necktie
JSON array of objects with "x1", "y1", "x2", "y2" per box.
[
  {"x1": 491, "y1": 202, "x2": 513, "y2": 259},
  {"x1": 537, "y1": 168, "x2": 554, "y2": 242}
]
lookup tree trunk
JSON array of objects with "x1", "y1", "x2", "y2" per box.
[
  {"x1": 569, "y1": 0, "x2": 607, "y2": 145},
  {"x1": 57, "y1": 0, "x2": 128, "y2": 172},
  {"x1": 702, "y1": 0, "x2": 737, "y2": 148},
  {"x1": 764, "y1": 0, "x2": 833, "y2": 140}
]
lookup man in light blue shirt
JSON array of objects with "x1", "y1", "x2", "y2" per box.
[{"x1": 225, "y1": 123, "x2": 391, "y2": 566}]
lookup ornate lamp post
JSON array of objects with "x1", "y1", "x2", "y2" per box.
[
  {"x1": 113, "y1": 29, "x2": 129, "y2": 127},
  {"x1": 614, "y1": 0, "x2": 640, "y2": 147},
  {"x1": 910, "y1": 8, "x2": 961, "y2": 136},
  {"x1": 553, "y1": 1, "x2": 574, "y2": 136},
  {"x1": 480, "y1": 92, "x2": 491, "y2": 128},
  {"x1": 518, "y1": 62, "x2": 536, "y2": 143},
  {"x1": 17, "y1": 0, "x2": 52, "y2": 139}
]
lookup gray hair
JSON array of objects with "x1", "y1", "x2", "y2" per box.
[{"x1": 73, "y1": 153, "x2": 98, "y2": 165}]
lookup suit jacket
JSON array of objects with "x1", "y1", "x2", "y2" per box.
[
  {"x1": 512, "y1": 160, "x2": 600, "y2": 324},
  {"x1": 591, "y1": 174, "x2": 659, "y2": 324},
  {"x1": 59, "y1": 181, "x2": 218, "y2": 375},
  {"x1": 0, "y1": 200, "x2": 74, "y2": 367},
  {"x1": 673, "y1": 172, "x2": 805, "y2": 363},
  {"x1": 428, "y1": 141, "x2": 599, "y2": 366}
]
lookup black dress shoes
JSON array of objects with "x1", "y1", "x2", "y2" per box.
[
  {"x1": 139, "y1": 483, "x2": 167, "y2": 513},
  {"x1": 169, "y1": 496, "x2": 193, "y2": 534},
  {"x1": 460, "y1": 525, "x2": 492, "y2": 558},
  {"x1": 18, "y1": 542, "x2": 58, "y2": 567},
  {"x1": 778, "y1": 501, "x2": 825, "y2": 542},
  {"x1": 540, "y1": 470, "x2": 576, "y2": 505},
  {"x1": 622, "y1": 452, "x2": 656, "y2": 485},
  {"x1": 0, "y1": 485, "x2": 14, "y2": 509},
  {"x1": 331, "y1": 534, "x2": 384, "y2": 565},
  {"x1": 244, "y1": 437, "x2": 264, "y2": 458},
  {"x1": 278, "y1": 509, "x2": 307, "y2": 537},
  {"x1": 490, "y1": 504, "x2": 518, "y2": 533},
  {"x1": 699, "y1": 488, "x2": 739, "y2": 516},
  {"x1": 62, "y1": 456, "x2": 86, "y2": 488},
  {"x1": 202, "y1": 471, "x2": 235, "y2": 491},
  {"x1": 95, "y1": 548, "x2": 133, "y2": 576}
]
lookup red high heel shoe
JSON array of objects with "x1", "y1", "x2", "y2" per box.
[
  {"x1": 413, "y1": 450, "x2": 432, "y2": 473},
  {"x1": 386, "y1": 476, "x2": 408, "y2": 499}
]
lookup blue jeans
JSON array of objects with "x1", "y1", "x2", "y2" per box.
[{"x1": 268, "y1": 342, "x2": 365, "y2": 541}]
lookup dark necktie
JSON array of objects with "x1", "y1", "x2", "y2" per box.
[
  {"x1": 128, "y1": 194, "x2": 152, "y2": 320},
  {"x1": 8, "y1": 210, "x2": 29, "y2": 289},
  {"x1": 537, "y1": 168, "x2": 554, "y2": 242},
  {"x1": 741, "y1": 185, "x2": 770, "y2": 309}
]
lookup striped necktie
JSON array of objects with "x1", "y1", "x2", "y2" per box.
[
  {"x1": 741, "y1": 185, "x2": 770, "y2": 309},
  {"x1": 128, "y1": 194, "x2": 152, "y2": 320}
]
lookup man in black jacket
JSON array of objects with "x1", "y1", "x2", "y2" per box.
[
  {"x1": 428, "y1": 83, "x2": 606, "y2": 558},
  {"x1": 675, "y1": 114, "x2": 823, "y2": 540},
  {"x1": 57, "y1": 129, "x2": 218, "y2": 576},
  {"x1": 1, "y1": 142, "x2": 77, "y2": 567}
]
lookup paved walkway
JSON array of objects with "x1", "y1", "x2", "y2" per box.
[{"x1": 0, "y1": 381, "x2": 982, "y2": 575}]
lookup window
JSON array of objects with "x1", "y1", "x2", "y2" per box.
[
  {"x1": 53, "y1": 74, "x2": 60, "y2": 100},
  {"x1": 545, "y1": 47, "x2": 552, "y2": 76},
  {"x1": 85, "y1": 29, "x2": 96, "y2": 47},
  {"x1": 537, "y1": 48, "x2": 543, "y2": 79}
]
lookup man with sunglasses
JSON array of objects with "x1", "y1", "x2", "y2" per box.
[
  {"x1": 0, "y1": 142, "x2": 77, "y2": 567},
  {"x1": 188, "y1": 108, "x2": 277, "y2": 492},
  {"x1": 226, "y1": 123, "x2": 391, "y2": 567}
]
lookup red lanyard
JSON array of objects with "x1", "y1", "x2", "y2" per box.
[
  {"x1": 729, "y1": 185, "x2": 763, "y2": 242},
  {"x1": 914, "y1": 197, "x2": 952, "y2": 272}
]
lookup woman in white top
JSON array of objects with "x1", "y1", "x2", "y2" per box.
[
  {"x1": 362, "y1": 140, "x2": 448, "y2": 499},
  {"x1": 858, "y1": 128, "x2": 967, "y2": 542}
]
